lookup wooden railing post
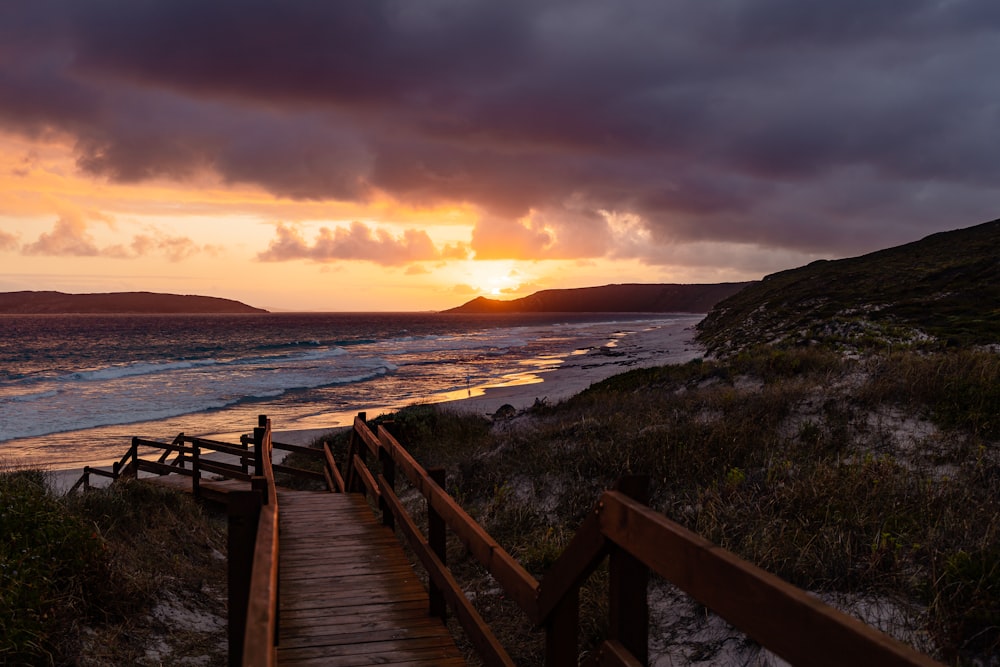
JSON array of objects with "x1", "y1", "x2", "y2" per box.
[
  {"x1": 343, "y1": 431, "x2": 358, "y2": 492},
  {"x1": 227, "y1": 489, "x2": 263, "y2": 666},
  {"x1": 253, "y1": 417, "x2": 266, "y2": 476},
  {"x1": 379, "y1": 432, "x2": 396, "y2": 531},
  {"x1": 241, "y1": 436, "x2": 249, "y2": 476},
  {"x1": 129, "y1": 437, "x2": 139, "y2": 478},
  {"x1": 428, "y1": 467, "x2": 447, "y2": 619},
  {"x1": 191, "y1": 440, "x2": 201, "y2": 499},
  {"x1": 545, "y1": 589, "x2": 579, "y2": 667},
  {"x1": 608, "y1": 475, "x2": 650, "y2": 666},
  {"x1": 350, "y1": 412, "x2": 368, "y2": 493}
]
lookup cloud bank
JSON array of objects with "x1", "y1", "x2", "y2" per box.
[{"x1": 2, "y1": 0, "x2": 999, "y2": 267}]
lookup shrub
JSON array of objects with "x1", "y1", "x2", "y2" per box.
[{"x1": 1, "y1": 469, "x2": 111, "y2": 664}]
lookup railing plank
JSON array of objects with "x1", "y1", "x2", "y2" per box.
[
  {"x1": 243, "y1": 499, "x2": 278, "y2": 667},
  {"x1": 84, "y1": 466, "x2": 119, "y2": 480},
  {"x1": 599, "y1": 491, "x2": 942, "y2": 667},
  {"x1": 353, "y1": 415, "x2": 381, "y2": 456},
  {"x1": 323, "y1": 442, "x2": 345, "y2": 493},
  {"x1": 243, "y1": 418, "x2": 279, "y2": 667},
  {"x1": 607, "y1": 477, "x2": 649, "y2": 665},
  {"x1": 353, "y1": 453, "x2": 381, "y2": 502},
  {"x1": 158, "y1": 433, "x2": 185, "y2": 464},
  {"x1": 199, "y1": 459, "x2": 253, "y2": 481},
  {"x1": 378, "y1": 426, "x2": 541, "y2": 617},
  {"x1": 271, "y1": 440, "x2": 324, "y2": 457},
  {"x1": 132, "y1": 437, "x2": 199, "y2": 455},
  {"x1": 378, "y1": 477, "x2": 516, "y2": 667},
  {"x1": 136, "y1": 459, "x2": 195, "y2": 477},
  {"x1": 271, "y1": 463, "x2": 325, "y2": 481},
  {"x1": 536, "y1": 505, "x2": 607, "y2": 624},
  {"x1": 183, "y1": 436, "x2": 250, "y2": 458}
]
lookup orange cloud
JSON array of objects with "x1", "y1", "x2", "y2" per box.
[
  {"x1": 23, "y1": 213, "x2": 100, "y2": 256},
  {"x1": 258, "y1": 221, "x2": 467, "y2": 266},
  {"x1": 0, "y1": 229, "x2": 18, "y2": 251},
  {"x1": 470, "y1": 208, "x2": 611, "y2": 260},
  {"x1": 22, "y1": 213, "x2": 206, "y2": 261},
  {"x1": 470, "y1": 215, "x2": 551, "y2": 260},
  {"x1": 130, "y1": 232, "x2": 201, "y2": 262}
]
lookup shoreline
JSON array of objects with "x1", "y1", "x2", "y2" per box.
[
  {"x1": 45, "y1": 317, "x2": 703, "y2": 493},
  {"x1": 434, "y1": 318, "x2": 703, "y2": 415}
]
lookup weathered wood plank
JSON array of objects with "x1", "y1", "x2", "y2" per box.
[
  {"x1": 377, "y1": 426, "x2": 540, "y2": 617},
  {"x1": 275, "y1": 489, "x2": 464, "y2": 667},
  {"x1": 280, "y1": 600, "x2": 429, "y2": 623},
  {"x1": 278, "y1": 655, "x2": 465, "y2": 667},
  {"x1": 599, "y1": 491, "x2": 941, "y2": 667},
  {"x1": 278, "y1": 636, "x2": 460, "y2": 661},
  {"x1": 280, "y1": 621, "x2": 455, "y2": 649}
]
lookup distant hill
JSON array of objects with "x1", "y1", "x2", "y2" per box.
[
  {"x1": 0, "y1": 291, "x2": 268, "y2": 314},
  {"x1": 443, "y1": 283, "x2": 752, "y2": 314},
  {"x1": 697, "y1": 218, "x2": 1000, "y2": 354}
]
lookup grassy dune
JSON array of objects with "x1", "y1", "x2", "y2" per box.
[
  {"x1": 341, "y1": 346, "x2": 998, "y2": 665},
  {"x1": 0, "y1": 472, "x2": 226, "y2": 666}
]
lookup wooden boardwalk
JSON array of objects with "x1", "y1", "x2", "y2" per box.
[
  {"x1": 276, "y1": 491, "x2": 466, "y2": 667},
  {"x1": 90, "y1": 417, "x2": 947, "y2": 667}
]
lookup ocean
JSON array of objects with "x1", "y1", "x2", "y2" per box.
[{"x1": 0, "y1": 312, "x2": 699, "y2": 470}]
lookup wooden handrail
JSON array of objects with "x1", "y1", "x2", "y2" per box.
[
  {"x1": 346, "y1": 413, "x2": 943, "y2": 667},
  {"x1": 375, "y1": 424, "x2": 541, "y2": 616},
  {"x1": 535, "y1": 502, "x2": 607, "y2": 623},
  {"x1": 242, "y1": 417, "x2": 279, "y2": 667},
  {"x1": 271, "y1": 440, "x2": 322, "y2": 456},
  {"x1": 353, "y1": 414, "x2": 381, "y2": 455},
  {"x1": 183, "y1": 434, "x2": 249, "y2": 451},
  {"x1": 595, "y1": 491, "x2": 942, "y2": 667},
  {"x1": 323, "y1": 442, "x2": 345, "y2": 493},
  {"x1": 378, "y1": 476, "x2": 515, "y2": 667}
]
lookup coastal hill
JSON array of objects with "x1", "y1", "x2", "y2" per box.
[
  {"x1": 697, "y1": 217, "x2": 1000, "y2": 354},
  {"x1": 0, "y1": 291, "x2": 268, "y2": 314},
  {"x1": 443, "y1": 282, "x2": 752, "y2": 314}
]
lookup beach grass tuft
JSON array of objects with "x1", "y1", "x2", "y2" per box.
[{"x1": 1, "y1": 469, "x2": 226, "y2": 666}]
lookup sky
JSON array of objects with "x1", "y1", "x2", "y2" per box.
[{"x1": 1, "y1": 1, "x2": 998, "y2": 312}]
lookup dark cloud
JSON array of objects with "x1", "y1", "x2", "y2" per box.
[{"x1": 2, "y1": 0, "x2": 999, "y2": 262}]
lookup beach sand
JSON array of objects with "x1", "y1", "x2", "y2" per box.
[
  {"x1": 49, "y1": 317, "x2": 703, "y2": 493},
  {"x1": 436, "y1": 317, "x2": 703, "y2": 416}
]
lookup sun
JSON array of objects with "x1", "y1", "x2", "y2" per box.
[{"x1": 447, "y1": 260, "x2": 526, "y2": 298}]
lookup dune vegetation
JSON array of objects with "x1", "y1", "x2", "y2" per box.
[
  {"x1": 0, "y1": 472, "x2": 226, "y2": 666},
  {"x1": 324, "y1": 343, "x2": 996, "y2": 665}
]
